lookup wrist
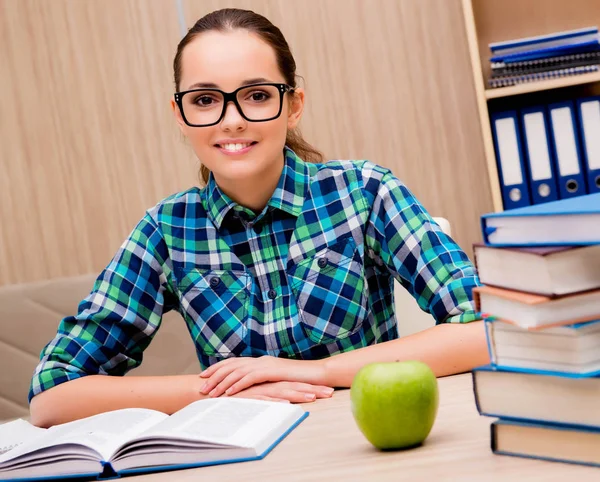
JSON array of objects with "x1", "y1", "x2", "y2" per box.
[
  {"x1": 312, "y1": 357, "x2": 334, "y2": 387},
  {"x1": 187, "y1": 374, "x2": 209, "y2": 404}
]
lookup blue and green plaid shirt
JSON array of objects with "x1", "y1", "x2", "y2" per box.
[{"x1": 30, "y1": 148, "x2": 481, "y2": 401}]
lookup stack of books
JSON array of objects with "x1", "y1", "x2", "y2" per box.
[
  {"x1": 488, "y1": 26, "x2": 600, "y2": 88},
  {"x1": 471, "y1": 192, "x2": 600, "y2": 467}
]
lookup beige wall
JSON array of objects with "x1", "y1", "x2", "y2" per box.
[
  {"x1": 0, "y1": 0, "x2": 197, "y2": 286},
  {"x1": 0, "y1": 0, "x2": 493, "y2": 286}
]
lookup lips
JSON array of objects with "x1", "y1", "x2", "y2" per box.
[
  {"x1": 214, "y1": 140, "x2": 258, "y2": 156},
  {"x1": 215, "y1": 141, "x2": 258, "y2": 153}
]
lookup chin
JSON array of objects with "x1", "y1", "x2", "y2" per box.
[{"x1": 214, "y1": 159, "x2": 267, "y2": 180}]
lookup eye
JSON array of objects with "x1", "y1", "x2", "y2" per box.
[
  {"x1": 246, "y1": 91, "x2": 271, "y2": 102},
  {"x1": 193, "y1": 94, "x2": 219, "y2": 107}
]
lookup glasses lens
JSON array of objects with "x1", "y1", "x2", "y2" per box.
[
  {"x1": 236, "y1": 84, "x2": 282, "y2": 121},
  {"x1": 180, "y1": 90, "x2": 224, "y2": 126},
  {"x1": 180, "y1": 85, "x2": 284, "y2": 126}
]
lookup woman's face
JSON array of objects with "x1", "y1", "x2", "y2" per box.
[{"x1": 172, "y1": 29, "x2": 304, "y2": 184}]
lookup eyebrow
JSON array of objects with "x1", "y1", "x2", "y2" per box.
[{"x1": 186, "y1": 77, "x2": 273, "y2": 90}]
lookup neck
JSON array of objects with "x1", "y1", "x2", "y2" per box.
[{"x1": 215, "y1": 155, "x2": 285, "y2": 213}]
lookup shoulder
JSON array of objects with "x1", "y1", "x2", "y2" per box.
[
  {"x1": 145, "y1": 187, "x2": 204, "y2": 221},
  {"x1": 308, "y1": 159, "x2": 396, "y2": 193}
]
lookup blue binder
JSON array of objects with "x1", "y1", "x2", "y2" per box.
[
  {"x1": 576, "y1": 96, "x2": 600, "y2": 193},
  {"x1": 519, "y1": 106, "x2": 559, "y2": 204},
  {"x1": 547, "y1": 101, "x2": 587, "y2": 198},
  {"x1": 490, "y1": 40, "x2": 600, "y2": 63},
  {"x1": 489, "y1": 26, "x2": 598, "y2": 55},
  {"x1": 490, "y1": 111, "x2": 531, "y2": 210}
]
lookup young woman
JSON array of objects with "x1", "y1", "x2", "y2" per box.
[{"x1": 29, "y1": 8, "x2": 489, "y2": 427}]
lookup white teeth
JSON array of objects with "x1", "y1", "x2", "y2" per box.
[{"x1": 221, "y1": 143, "x2": 252, "y2": 152}]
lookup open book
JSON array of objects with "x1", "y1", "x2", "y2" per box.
[{"x1": 0, "y1": 398, "x2": 307, "y2": 481}]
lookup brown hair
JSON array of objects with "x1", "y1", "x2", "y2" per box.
[{"x1": 173, "y1": 8, "x2": 324, "y2": 184}]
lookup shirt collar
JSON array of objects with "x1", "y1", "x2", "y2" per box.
[
  {"x1": 202, "y1": 147, "x2": 311, "y2": 230},
  {"x1": 267, "y1": 147, "x2": 310, "y2": 217}
]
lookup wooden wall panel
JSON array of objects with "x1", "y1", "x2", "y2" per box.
[
  {"x1": 0, "y1": 0, "x2": 493, "y2": 286},
  {"x1": 0, "y1": 0, "x2": 196, "y2": 286},
  {"x1": 183, "y1": 0, "x2": 494, "y2": 258}
]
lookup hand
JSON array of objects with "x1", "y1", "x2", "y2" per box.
[
  {"x1": 199, "y1": 355, "x2": 327, "y2": 398},
  {"x1": 231, "y1": 381, "x2": 334, "y2": 403}
]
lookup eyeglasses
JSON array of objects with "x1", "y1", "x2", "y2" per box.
[{"x1": 174, "y1": 82, "x2": 294, "y2": 127}]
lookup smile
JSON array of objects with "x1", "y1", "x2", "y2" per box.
[{"x1": 215, "y1": 141, "x2": 258, "y2": 154}]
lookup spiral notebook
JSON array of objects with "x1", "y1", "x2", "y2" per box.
[
  {"x1": 491, "y1": 51, "x2": 600, "y2": 77},
  {"x1": 488, "y1": 65, "x2": 599, "y2": 89}
]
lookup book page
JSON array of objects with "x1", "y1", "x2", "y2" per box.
[
  {"x1": 0, "y1": 408, "x2": 167, "y2": 464},
  {"x1": 0, "y1": 419, "x2": 46, "y2": 455},
  {"x1": 131, "y1": 398, "x2": 303, "y2": 447}
]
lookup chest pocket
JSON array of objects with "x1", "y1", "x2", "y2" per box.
[
  {"x1": 178, "y1": 269, "x2": 250, "y2": 357},
  {"x1": 289, "y1": 237, "x2": 367, "y2": 345}
]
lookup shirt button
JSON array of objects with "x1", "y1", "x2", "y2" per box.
[
  {"x1": 317, "y1": 257, "x2": 328, "y2": 268},
  {"x1": 210, "y1": 276, "x2": 221, "y2": 288},
  {"x1": 268, "y1": 289, "x2": 277, "y2": 299},
  {"x1": 253, "y1": 224, "x2": 262, "y2": 234}
]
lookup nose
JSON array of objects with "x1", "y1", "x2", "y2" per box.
[{"x1": 220, "y1": 100, "x2": 246, "y2": 132}]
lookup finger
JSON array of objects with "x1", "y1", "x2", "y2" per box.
[
  {"x1": 224, "y1": 371, "x2": 276, "y2": 397},
  {"x1": 200, "y1": 363, "x2": 248, "y2": 394},
  {"x1": 288, "y1": 382, "x2": 335, "y2": 398},
  {"x1": 199, "y1": 357, "x2": 239, "y2": 378},
  {"x1": 261, "y1": 396, "x2": 291, "y2": 404},
  {"x1": 209, "y1": 369, "x2": 252, "y2": 398},
  {"x1": 245, "y1": 395, "x2": 290, "y2": 404},
  {"x1": 260, "y1": 387, "x2": 319, "y2": 403}
]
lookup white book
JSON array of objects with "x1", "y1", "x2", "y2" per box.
[
  {"x1": 473, "y1": 285, "x2": 600, "y2": 330},
  {"x1": 0, "y1": 398, "x2": 307, "y2": 481},
  {"x1": 473, "y1": 244, "x2": 600, "y2": 297},
  {"x1": 485, "y1": 318, "x2": 600, "y2": 374}
]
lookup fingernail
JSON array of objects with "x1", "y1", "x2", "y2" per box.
[
  {"x1": 323, "y1": 388, "x2": 334, "y2": 395},
  {"x1": 209, "y1": 389, "x2": 217, "y2": 397},
  {"x1": 225, "y1": 388, "x2": 232, "y2": 395},
  {"x1": 305, "y1": 393, "x2": 316, "y2": 401},
  {"x1": 199, "y1": 383, "x2": 208, "y2": 394}
]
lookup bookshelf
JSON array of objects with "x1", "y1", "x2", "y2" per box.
[{"x1": 462, "y1": 0, "x2": 600, "y2": 212}]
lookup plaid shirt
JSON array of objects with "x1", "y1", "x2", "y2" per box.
[{"x1": 30, "y1": 148, "x2": 481, "y2": 401}]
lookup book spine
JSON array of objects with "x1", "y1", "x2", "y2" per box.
[
  {"x1": 488, "y1": 65, "x2": 599, "y2": 89},
  {"x1": 490, "y1": 421, "x2": 498, "y2": 453},
  {"x1": 98, "y1": 462, "x2": 120, "y2": 480},
  {"x1": 471, "y1": 370, "x2": 483, "y2": 415}
]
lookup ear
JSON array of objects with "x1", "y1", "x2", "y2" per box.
[
  {"x1": 171, "y1": 98, "x2": 187, "y2": 133},
  {"x1": 287, "y1": 87, "x2": 305, "y2": 130}
]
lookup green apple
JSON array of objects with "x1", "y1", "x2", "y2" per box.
[{"x1": 350, "y1": 360, "x2": 439, "y2": 450}]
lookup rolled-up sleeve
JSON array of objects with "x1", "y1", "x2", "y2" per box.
[
  {"x1": 364, "y1": 164, "x2": 481, "y2": 325},
  {"x1": 29, "y1": 212, "x2": 177, "y2": 402}
]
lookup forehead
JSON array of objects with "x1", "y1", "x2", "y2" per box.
[{"x1": 180, "y1": 29, "x2": 283, "y2": 91}]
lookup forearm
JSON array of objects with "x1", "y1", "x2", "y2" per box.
[
  {"x1": 30, "y1": 374, "x2": 206, "y2": 428},
  {"x1": 320, "y1": 321, "x2": 490, "y2": 387}
]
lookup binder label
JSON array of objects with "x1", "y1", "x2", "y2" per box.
[
  {"x1": 581, "y1": 101, "x2": 600, "y2": 170},
  {"x1": 551, "y1": 107, "x2": 581, "y2": 176},
  {"x1": 523, "y1": 112, "x2": 552, "y2": 180},
  {"x1": 496, "y1": 117, "x2": 524, "y2": 185}
]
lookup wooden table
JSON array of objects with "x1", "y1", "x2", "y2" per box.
[{"x1": 132, "y1": 373, "x2": 599, "y2": 481}]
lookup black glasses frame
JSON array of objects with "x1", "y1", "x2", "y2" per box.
[{"x1": 174, "y1": 82, "x2": 294, "y2": 127}]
